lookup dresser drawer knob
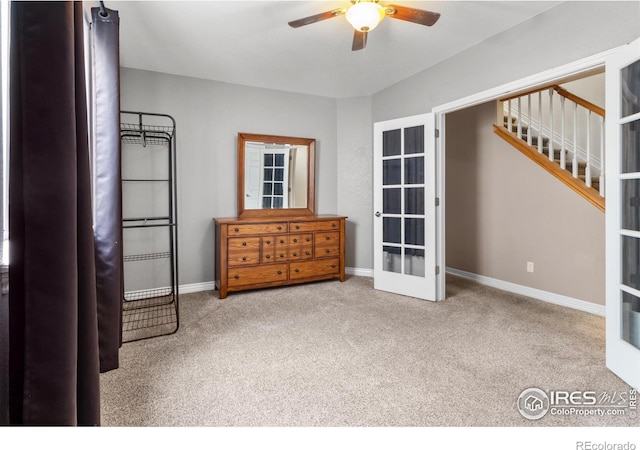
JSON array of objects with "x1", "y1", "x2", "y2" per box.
[
  {"x1": 332, "y1": 223, "x2": 336, "y2": 228},
  {"x1": 242, "y1": 256, "x2": 247, "y2": 261},
  {"x1": 279, "y1": 253, "x2": 284, "y2": 258},
  {"x1": 305, "y1": 251, "x2": 310, "y2": 256},
  {"x1": 277, "y1": 270, "x2": 282, "y2": 275},
  {"x1": 325, "y1": 236, "x2": 330, "y2": 240},
  {"x1": 330, "y1": 265, "x2": 336, "y2": 269},
  {"x1": 277, "y1": 226, "x2": 282, "y2": 230},
  {"x1": 293, "y1": 252, "x2": 297, "y2": 256},
  {"x1": 295, "y1": 268, "x2": 300, "y2": 273},
  {"x1": 234, "y1": 227, "x2": 239, "y2": 232},
  {"x1": 265, "y1": 255, "x2": 271, "y2": 259},
  {"x1": 293, "y1": 239, "x2": 298, "y2": 243},
  {"x1": 295, "y1": 225, "x2": 300, "y2": 230},
  {"x1": 242, "y1": 241, "x2": 247, "y2": 246},
  {"x1": 234, "y1": 275, "x2": 239, "y2": 280},
  {"x1": 266, "y1": 240, "x2": 271, "y2": 244},
  {"x1": 306, "y1": 238, "x2": 310, "y2": 242},
  {"x1": 325, "y1": 249, "x2": 330, "y2": 254},
  {"x1": 280, "y1": 239, "x2": 285, "y2": 244}
]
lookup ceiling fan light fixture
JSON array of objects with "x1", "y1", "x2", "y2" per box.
[{"x1": 346, "y1": 1, "x2": 385, "y2": 32}]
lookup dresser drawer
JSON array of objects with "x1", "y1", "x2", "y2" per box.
[
  {"x1": 228, "y1": 222, "x2": 287, "y2": 236},
  {"x1": 289, "y1": 220, "x2": 340, "y2": 232},
  {"x1": 288, "y1": 234, "x2": 313, "y2": 260},
  {"x1": 228, "y1": 264, "x2": 289, "y2": 287},
  {"x1": 228, "y1": 237, "x2": 260, "y2": 266},
  {"x1": 290, "y1": 258, "x2": 340, "y2": 280},
  {"x1": 314, "y1": 231, "x2": 340, "y2": 257},
  {"x1": 228, "y1": 237, "x2": 260, "y2": 251}
]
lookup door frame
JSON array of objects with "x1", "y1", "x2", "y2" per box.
[{"x1": 430, "y1": 46, "x2": 622, "y2": 302}]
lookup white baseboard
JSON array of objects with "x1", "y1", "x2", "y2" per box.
[
  {"x1": 179, "y1": 281, "x2": 216, "y2": 294},
  {"x1": 346, "y1": 267, "x2": 373, "y2": 277},
  {"x1": 177, "y1": 271, "x2": 375, "y2": 294},
  {"x1": 446, "y1": 267, "x2": 605, "y2": 317}
]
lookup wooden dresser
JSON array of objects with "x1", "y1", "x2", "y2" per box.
[{"x1": 213, "y1": 215, "x2": 346, "y2": 298}]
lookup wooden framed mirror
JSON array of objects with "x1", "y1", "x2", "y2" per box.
[{"x1": 237, "y1": 132, "x2": 316, "y2": 219}]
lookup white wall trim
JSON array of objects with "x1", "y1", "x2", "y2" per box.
[
  {"x1": 180, "y1": 281, "x2": 216, "y2": 294},
  {"x1": 446, "y1": 267, "x2": 605, "y2": 317},
  {"x1": 346, "y1": 267, "x2": 373, "y2": 277},
  {"x1": 151, "y1": 273, "x2": 376, "y2": 296}
]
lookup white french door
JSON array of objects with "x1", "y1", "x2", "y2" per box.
[
  {"x1": 606, "y1": 37, "x2": 640, "y2": 390},
  {"x1": 373, "y1": 113, "x2": 440, "y2": 301}
]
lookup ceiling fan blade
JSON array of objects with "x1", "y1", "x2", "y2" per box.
[
  {"x1": 352, "y1": 30, "x2": 367, "y2": 51},
  {"x1": 288, "y1": 8, "x2": 347, "y2": 28},
  {"x1": 385, "y1": 4, "x2": 440, "y2": 26}
]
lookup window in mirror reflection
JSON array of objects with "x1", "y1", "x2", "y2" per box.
[{"x1": 244, "y1": 142, "x2": 309, "y2": 210}]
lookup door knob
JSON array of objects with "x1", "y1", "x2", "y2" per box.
[{"x1": 375, "y1": 211, "x2": 381, "y2": 217}]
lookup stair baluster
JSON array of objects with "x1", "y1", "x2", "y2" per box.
[
  {"x1": 572, "y1": 102, "x2": 578, "y2": 179},
  {"x1": 586, "y1": 110, "x2": 592, "y2": 188},
  {"x1": 495, "y1": 83, "x2": 605, "y2": 212},
  {"x1": 538, "y1": 92, "x2": 543, "y2": 154},
  {"x1": 527, "y1": 94, "x2": 532, "y2": 146},
  {"x1": 560, "y1": 96, "x2": 566, "y2": 170},
  {"x1": 599, "y1": 116, "x2": 605, "y2": 197},
  {"x1": 548, "y1": 88, "x2": 554, "y2": 162}
]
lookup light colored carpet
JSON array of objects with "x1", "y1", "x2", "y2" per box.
[{"x1": 100, "y1": 275, "x2": 638, "y2": 426}]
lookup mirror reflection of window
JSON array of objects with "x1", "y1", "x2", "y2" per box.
[{"x1": 244, "y1": 142, "x2": 309, "y2": 210}]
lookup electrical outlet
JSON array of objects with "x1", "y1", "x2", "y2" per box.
[{"x1": 527, "y1": 261, "x2": 535, "y2": 273}]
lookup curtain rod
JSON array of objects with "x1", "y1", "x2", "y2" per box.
[{"x1": 99, "y1": 1, "x2": 108, "y2": 17}]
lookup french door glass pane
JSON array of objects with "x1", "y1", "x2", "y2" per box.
[
  {"x1": 404, "y1": 125, "x2": 424, "y2": 154},
  {"x1": 264, "y1": 154, "x2": 274, "y2": 166},
  {"x1": 622, "y1": 291, "x2": 640, "y2": 350},
  {"x1": 383, "y1": 246, "x2": 402, "y2": 273},
  {"x1": 264, "y1": 168, "x2": 273, "y2": 181},
  {"x1": 383, "y1": 129, "x2": 401, "y2": 156},
  {"x1": 274, "y1": 183, "x2": 283, "y2": 196},
  {"x1": 404, "y1": 248, "x2": 425, "y2": 277},
  {"x1": 622, "y1": 179, "x2": 640, "y2": 231},
  {"x1": 262, "y1": 198, "x2": 271, "y2": 208},
  {"x1": 405, "y1": 218, "x2": 425, "y2": 246},
  {"x1": 622, "y1": 236, "x2": 640, "y2": 290},
  {"x1": 405, "y1": 187, "x2": 424, "y2": 215},
  {"x1": 383, "y1": 217, "x2": 401, "y2": 244},
  {"x1": 274, "y1": 168, "x2": 284, "y2": 181},
  {"x1": 263, "y1": 183, "x2": 273, "y2": 195},
  {"x1": 405, "y1": 157, "x2": 424, "y2": 184},
  {"x1": 275, "y1": 153, "x2": 285, "y2": 166},
  {"x1": 621, "y1": 119, "x2": 640, "y2": 174},
  {"x1": 273, "y1": 197, "x2": 283, "y2": 208},
  {"x1": 621, "y1": 59, "x2": 640, "y2": 118},
  {"x1": 383, "y1": 188, "x2": 401, "y2": 214},
  {"x1": 383, "y1": 159, "x2": 402, "y2": 185}
]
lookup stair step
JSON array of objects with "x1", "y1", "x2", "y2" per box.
[{"x1": 579, "y1": 175, "x2": 600, "y2": 190}]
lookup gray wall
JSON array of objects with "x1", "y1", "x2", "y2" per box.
[
  {"x1": 120, "y1": 68, "x2": 338, "y2": 286},
  {"x1": 372, "y1": 1, "x2": 640, "y2": 122},
  {"x1": 446, "y1": 102, "x2": 605, "y2": 305},
  {"x1": 337, "y1": 96, "x2": 373, "y2": 270}
]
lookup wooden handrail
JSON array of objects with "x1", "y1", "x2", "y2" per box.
[
  {"x1": 493, "y1": 125, "x2": 605, "y2": 212},
  {"x1": 499, "y1": 84, "x2": 605, "y2": 117},
  {"x1": 553, "y1": 86, "x2": 605, "y2": 118}
]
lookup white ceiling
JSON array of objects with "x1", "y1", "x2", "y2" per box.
[{"x1": 114, "y1": 1, "x2": 562, "y2": 98}]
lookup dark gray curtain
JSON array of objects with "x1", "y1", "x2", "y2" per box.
[
  {"x1": 8, "y1": 1, "x2": 121, "y2": 425},
  {"x1": 91, "y1": 5, "x2": 122, "y2": 374}
]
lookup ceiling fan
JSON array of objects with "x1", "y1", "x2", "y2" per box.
[{"x1": 288, "y1": 0, "x2": 441, "y2": 51}]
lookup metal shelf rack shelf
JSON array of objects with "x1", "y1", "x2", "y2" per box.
[{"x1": 120, "y1": 111, "x2": 179, "y2": 342}]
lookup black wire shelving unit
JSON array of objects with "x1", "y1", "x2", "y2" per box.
[{"x1": 120, "y1": 111, "x2": 179, "y2": 342}]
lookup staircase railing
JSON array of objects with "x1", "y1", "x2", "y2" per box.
[{"x1": 498, "y1": 84, "x2": 605, "y2": 198}]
